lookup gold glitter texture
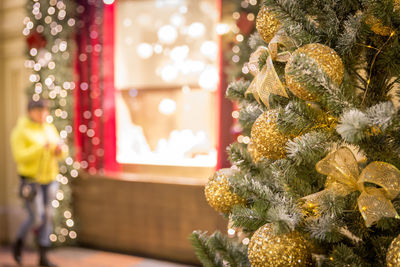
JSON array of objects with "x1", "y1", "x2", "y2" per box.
[
  {"x1": 250, "y1": 110, "x2": 289, "y2": 161},
  {"x1": 248, "y1": 224, "x2": 312, "y2": 267},
  {"x1": 256, "y1": 6, "x2": 281, "y2": 44},
  {"x1": 204, "y1": 168, "x2": 246, "y2": 214},
  {"x1": 387, "y1": 234, "x2": 400, "y2": 266},
  {"x1": 285, "y1": 43, "x2": 344, "y2": 101}
]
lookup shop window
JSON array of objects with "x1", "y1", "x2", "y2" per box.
[{"x1": 115, "y1": 0, "x2": 220, "y2": 168}]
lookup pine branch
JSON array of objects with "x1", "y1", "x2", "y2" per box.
[
  {"x1": 208, "y1": 231, "x2": 251, "y2": 267},
  {"x1": 189, "y1": 231, "x2": 223, "y2": 267},
  {"x1": 286, "y1": 132, "x2": 332, "y2": 166},
  {"x1": 230, "y1": 203, "x2": 269, "y2": 232},
  {"x1": 324, "y1": 244, "x2": 370, "y2": 267}
]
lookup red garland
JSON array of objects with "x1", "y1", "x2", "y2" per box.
[{"x1": 26, "y1": 31, "x2": 47, "y2": 50}]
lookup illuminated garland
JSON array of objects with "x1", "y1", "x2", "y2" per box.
[{"x1": 23, "y1": 0, "x2": 77, "y2": 245}]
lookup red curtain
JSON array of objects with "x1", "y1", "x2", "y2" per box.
[{"x1": 74, "y1": 0, "x2": 118, "y2": 174}]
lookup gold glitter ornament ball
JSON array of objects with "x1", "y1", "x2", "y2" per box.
[
  {"x1": 250, "y1": 110, "x2": 289, "y2": 161},
  {"x1": 248, "y1": 224, "x2": 312, "y2": 267},
  {"x1": 386, "y1": 234, "x2": 400, "y2": 266},
  {"x1": 204, "y1": 168, "x2": 246, "y2": 214},
  {"x1": 256, "y1": 6, "x2": 281, "y2": 44},
  {"x1": 285, "y1": 43, "x2": 344, "y2": 101}
]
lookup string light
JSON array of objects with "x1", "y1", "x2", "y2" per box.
[{"x1": 25, "y1": 0, "x2": 77, "y2": 244}]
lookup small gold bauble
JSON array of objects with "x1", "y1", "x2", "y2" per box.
[
  {"x1": 250, "y1": 110, "x2": 289, "y2": 161},
  {"x1": 256, "y1": 6, "x2": 281, "y2": 44},
  {"x1": 204, "y1": 168, "x2": 246, "y2": 214},
  {"x1": 248, "y1": 224, "x2": 312, "y2": 267},
  {"x1": 386, "y1": 234, "x2": 400, "y2": 266},
  {"x1": 285, "y1": 43, "x2": 344, "y2": 101}
]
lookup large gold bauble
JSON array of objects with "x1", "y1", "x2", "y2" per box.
[
  {"x1": 204, "y1": 168, "x2": 246, "y2": 214},
  {"x1": 250, "y1": 110, "x2": 289, "y2": 161},
  {"x1": 285, "y1": 43, "x2": 344, "y2": 101},
  {"x1": 256, "y1": 6, "x2": 281, "y2": 44},
  {"x1": 248, "y1": 224, "x2": 312, "y2": 267},
  {"x1": 386, "y1": 234, "x2": 400, "y2": 266}
]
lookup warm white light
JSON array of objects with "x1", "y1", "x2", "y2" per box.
[
  {"x1": 170, "y1": 45, "x2": 189, "y2": 62},
  {"x1": 161, "y1": 65, "x2": 178, "y2": 82},
  {"x1": 103, "y1": 0, "x2": 115, "y2": 4},
  {"x1": 179, "y1": 5, "x2": 188, "y2": 13},
  {"x1": 64, "y1": 211, "x2": 72, "y2": 219},
  {"x1": 125, "y1": 36, "x2": 133, "y2": 46},
  {"x1": 123, "y1": 18, "x2": 132, "y2": 27},
  {"x1": 158, "y1": 98, "x2": 176, "y2": 115},
  {"x1": 236, "y1": 34, "x2": 244, "y2": 42},
  {"x1": 66, "y1": 219, "x2": 74, "y2": 227},
  {"x1": 70, "y1": 169, "x2": 78, "y2": 178},
  {"x1": 154, "y1": 44, "x2": 163, "y2": 54},
  {"x1": 66, "y1": 157, "x2": 73, "y2": 165},
  {"x1": 30, "y1": 48, "x2": 38, "y2": 56},
  {"x1": 228, "y1": 228, "x2": 236, "y2": 235},
  {"x1": 59, "y1": 41, "x2": 67, "y2": 51},
  {"x1": 136, "y1": 43, "x2": 153, "y2": 59},
  {"x1": 188, "y1": 22, "x2": 205, "y2": 38},
  {"x1": 69, "y1": 231, "x2": 77, "y2": 239},
  {"x1": 46, "y1": 115, "x2": 54, "y2": 123},
  {"x1": 157, "y1": 25, "x2": 178, "y2": 44},
  {"x1": 61, "y1": 228, "x2": 68, "y2": 236},
  {"x1": 242, "y1": 238, "x2": 250, "y2": 245},
  {"x1": 170, "y1": 14, "x2": 184, "y2": 27},
  {"x1": 52, "y1": 200, "x2": 59, "y2": 208},
  {"x1": 56, "y1": 191, "x2": 64, "y2": 200},
  {"x1": 199, "y1": 66, "x2": 218, "y2": 91},
  {"x1": 200, "y1": 41, "x2": 217, "y2": 59},
  {"x1": 49, "y1": 234, "x2": 57, "y2": 242},
  {"x1": 182, "y1": 60, "x2": 205, "y2": 73},
  {"x1": 216, "y1": 23, "x2": 230, "y2": 35}
]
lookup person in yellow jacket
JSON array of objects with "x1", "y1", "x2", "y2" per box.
[{"x1": 10, "y1": 99, "x2": 67, "y2": 267}]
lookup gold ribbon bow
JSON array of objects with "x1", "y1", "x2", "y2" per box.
[
  {"x1": 245, "y1": 31, "x2": 294, "y2": 107},
  {"x1": 303, "y1": 147, "x2": 400, "y2": 227}
]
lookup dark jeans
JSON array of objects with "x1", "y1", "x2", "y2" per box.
[{"x1": 16, "y1": 176, "x2": 58, "y2": 247}]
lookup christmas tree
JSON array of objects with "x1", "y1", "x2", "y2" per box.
[{"x1": 191, "y1": 0, "x2": 400, "y2": 266}]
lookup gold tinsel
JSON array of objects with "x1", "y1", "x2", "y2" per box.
[
  {"x1": 204, "y1": 168, "x2": 246, "y2": 214},
  {"x1": 387, "y1": 234, "x2": 400, "y2": 266},
  {"x1": 285, "y1": 43, "x2": 344, "y2": 101},
  {"x1": 250, "y1": 110, "x2": 289, "y2": 161},
  {"x1": 256, "y1": 6, "x2": 281, "y2": 44},
  {"x1": 248, "y1": 224, "x2": 312, "y2": 267}
]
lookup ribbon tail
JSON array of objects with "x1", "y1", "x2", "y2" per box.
[
  {"x1": 246, "y1": 77, "x2": 261, "y2": 104},
  {"x1": 358, "y1": 189, "x2": 400, "y2": 227},
  {"x1": 257, "y1": 56, "x2": 288, "y2": 108}
]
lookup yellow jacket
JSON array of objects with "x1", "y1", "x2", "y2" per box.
[{"x1": 10, "y1": 116, "x2": 68, "y2": 184}]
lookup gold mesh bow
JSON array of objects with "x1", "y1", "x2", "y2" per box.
[
  {"x1": 245, "y1": 31, "x2": 294, "y2": 107},
  {"x1": 303, "y1": 147, "x2": 400, "y2": 227}
]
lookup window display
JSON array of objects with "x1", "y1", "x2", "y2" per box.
[{"x1": 115, "y1": 0, "x2": 219, "y2": 167}]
